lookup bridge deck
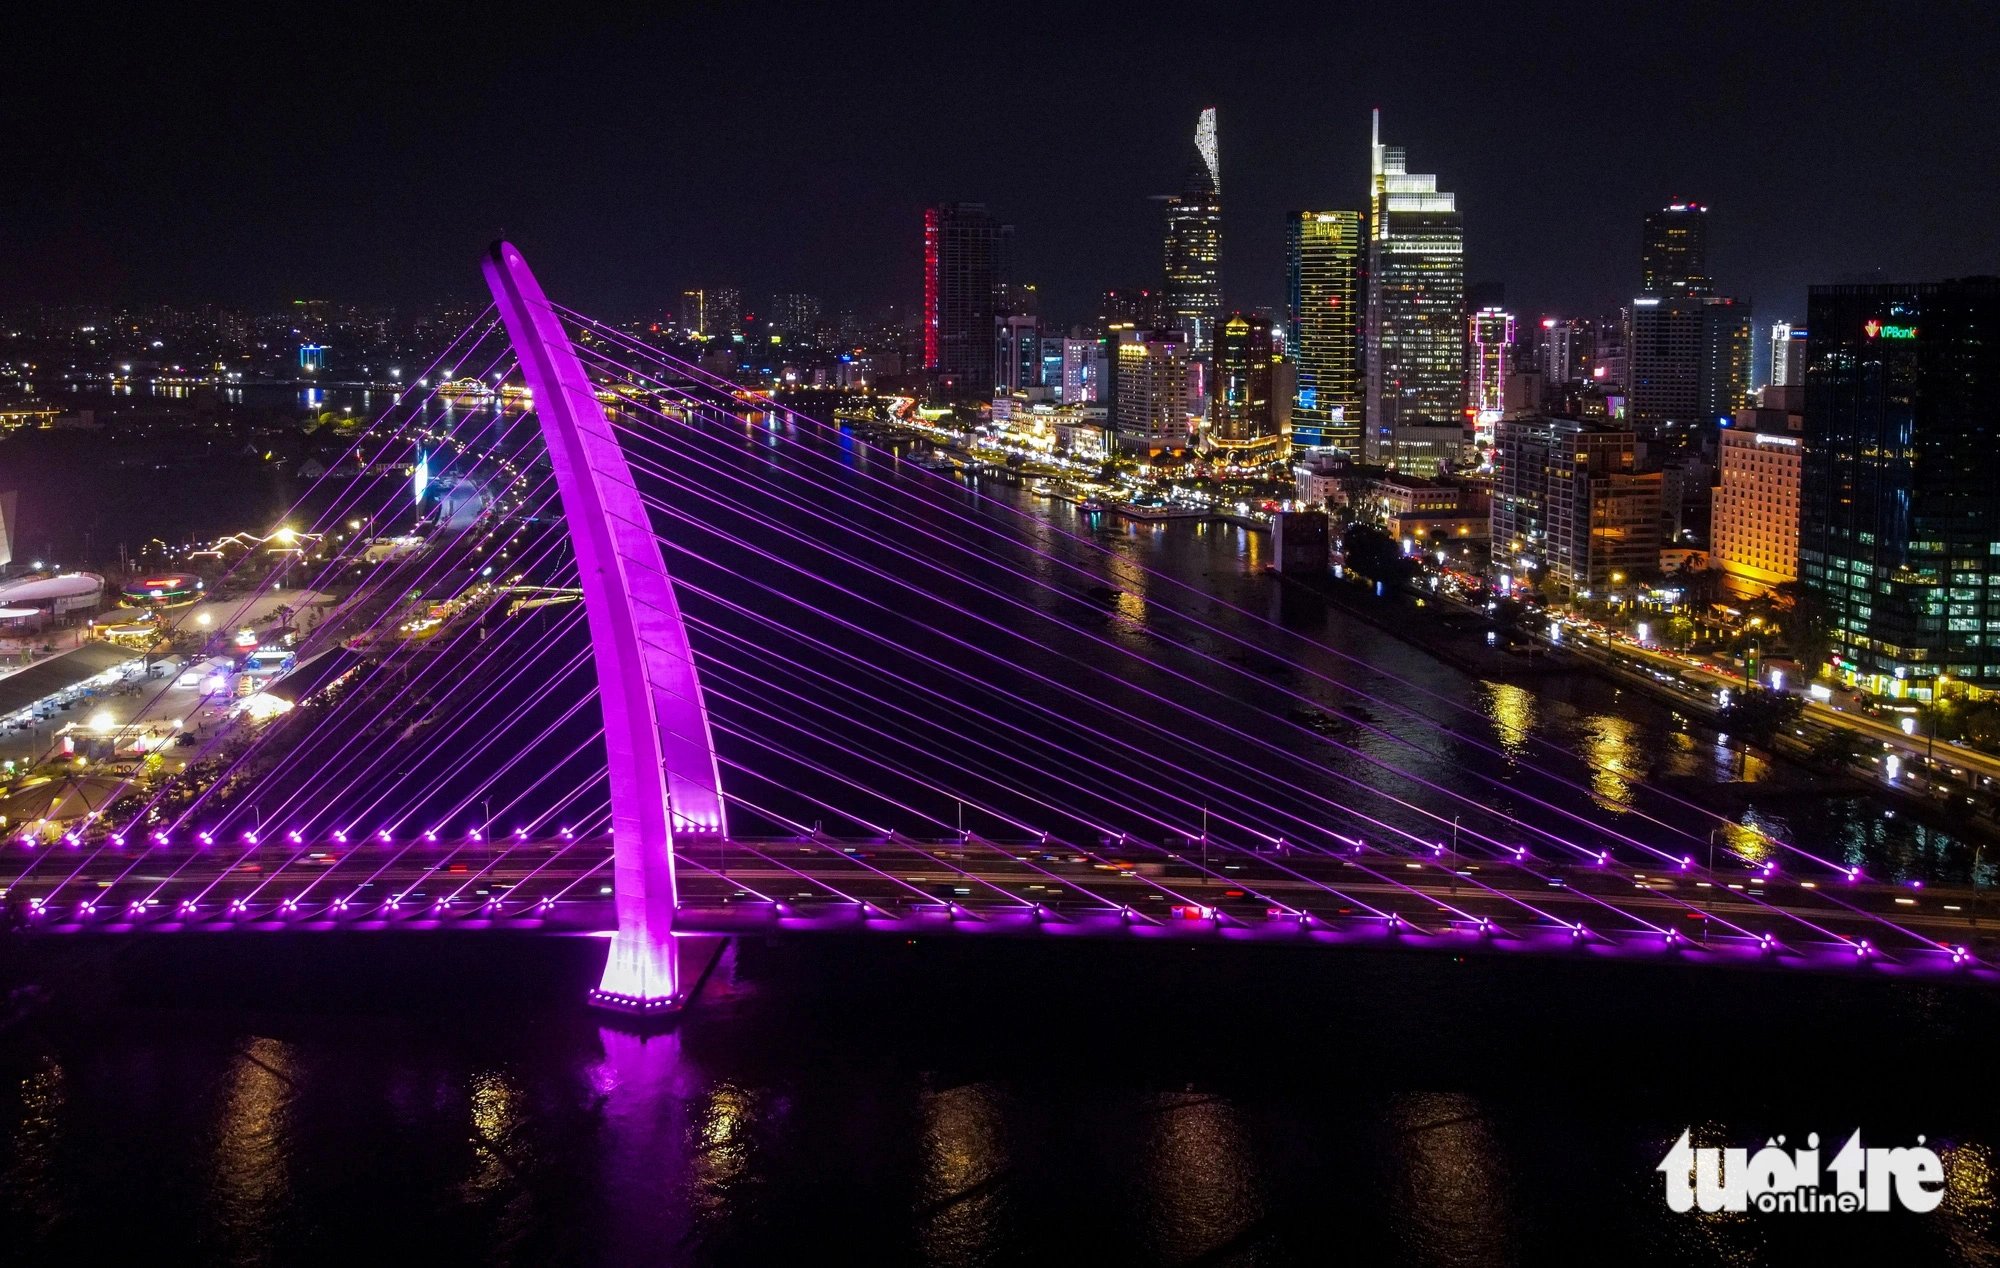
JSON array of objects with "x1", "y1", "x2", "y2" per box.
[{"x1": 7, "y1": 834, "x2": 1993, "y2": 982}]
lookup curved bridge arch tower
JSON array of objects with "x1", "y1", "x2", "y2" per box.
[{"x1": 482, "y1": 241, "x2": 726, "y2": 1015}]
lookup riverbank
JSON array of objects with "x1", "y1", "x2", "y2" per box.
[
  {"x1": 1276, "y1": 565, "x2": 2000, "y2": 833},
  {"x1": 1271, "y1": 566, "x2": 1577, "y2": 679}
]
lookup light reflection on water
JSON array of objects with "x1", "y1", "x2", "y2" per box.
[
  {"x1": 918, "y1": 1080, "x2": 1011, "y2": 1266},
  {"x1": 464, "y1": 1068, "x2": 524, "y2": 1202},
  {"x1": 1384, "y1": 1093, "x2": 1520, "y2": 1268},
  {"x1": 1941, "y1": 1141, "x2": 1999, "y2": 1263},
  {"x1": 1136, "y1": 1091, "x2": 1264, "y2": 1264},
  {"x1": 1582, "y1": 714, "x2": 1642, "y2": 808},
  {"x1": 2, "y1": 1057, "x2": 65, "y2": 1240},
  {"x1": 590, "y1": 1028, "x2": 698, "y2": 1255},
  {"x1": 691, "y1": 1081, "x2": 764, "y2": 1224},
  {"x1": 1481, "y1": 682, "x2": 1539, "y2": 760},
  {"x1": 209, "y1": 1037, "x2": 297, "y2": 1267}
]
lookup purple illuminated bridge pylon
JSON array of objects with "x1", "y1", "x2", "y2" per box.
[{"x1": 483, "y1": 241, "x2": 726, "y2": 1015}]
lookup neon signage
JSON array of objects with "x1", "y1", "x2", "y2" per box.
[{"x1": 1864, "y1": 321, "x2": 1917, "y2": 340}]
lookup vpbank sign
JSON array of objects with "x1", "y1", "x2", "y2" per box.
[{"x1": 1658, "y1": 1129, "x2": 1943, "y2": 1214}]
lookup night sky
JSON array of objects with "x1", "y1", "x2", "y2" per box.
[{"x1": 6, "y1": 4, "x2": 1996, "y2": 328}]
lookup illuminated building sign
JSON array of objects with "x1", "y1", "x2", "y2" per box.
[{"x1": 1864, "y1": 321, "x2": 1917, "y2": 340}]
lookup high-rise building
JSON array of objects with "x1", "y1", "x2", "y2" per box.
[
  {"x1": 1712, "y1": 401, "x2": 1803, "y2": 597},
  {"x1": 1469, "y1": 308, "x2": 1514, "y2": 459},
  {"x1": 1285, "y1": 209, "x2": 1362, "y2": 453},
  {"x1": 1701, "y1": 298, "x2": 1755, "y2": 419},
  {"x1": 994, "y1": 314, "x2": 1040, "y2": 393},
  {"x1": 1101, "y1": 288, "x2": 1167, "y2": 330},
  {"x1": 1641, "y1": 203, "x2": 1712, "y2": 297},
  {"x1": 1208, "y1": 314, "x2": 1282, "y2": 461},
  {"x1": 995, "y1": 280, "x2": 1038, "y2": 318},
  {"x1": 1163, "y1": 108, "x2": 1223, "y2": 354},
  {"x1": 1059, "y1": 337, "x2": 1105, "y2": 404},
  {"x1": 1770, "y1": 321, "x2": 1809, "y2": 386},
  {"x1": 1543, "y1": 419, "x2": 1659, "y2": 598},
  {"x1": 1801, "y1": 277, "x2": 2000, "y2": 695},
  {"x1": 1364, "y1": 111, "x2": 1467, "y2": 468},
  {"x1": 678, "y1": 290, "x2": 706, "y2": 337},
  {"x1": 1115, "y1": 328, "x2": 1196, "y2": 453},
  {"x1": 1038, "y1": 337, "x2": 1066, "y2": 395},
  {"x1": 1593, "y1": 311, "x2": 1629, "y2": 391},
  {"x1": 1492, "y1": 415, "x2": 1659, "y2": 597},
  {"x1": 923, "y1": 203, "x2": 1012, "y2": 399},
  {"x1": 1539, "y1": 317, "x2": 1593, "y2": 385},
  {"x1": 1628, "y1": 294, "x2": 1753, "y2": 442},
  {"x1": 769, "y1": 293, "x2": 822, "y2": 344},
  {"x1": 708, "y1": 288, "x2": 744, "y2": 337},
  {"x1": 1491, "y1": 414, "x2": 1554, "y2": 579}
]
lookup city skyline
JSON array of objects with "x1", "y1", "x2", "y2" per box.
[{"x1": 3, "y1": 8, "x2": 1995, "y2": 326}]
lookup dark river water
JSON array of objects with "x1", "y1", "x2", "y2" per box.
[{"x1": 2, "y1": 390, "x2": 1996, "y2": 1264}]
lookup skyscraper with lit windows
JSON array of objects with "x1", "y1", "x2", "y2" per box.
[
  {"x1": 1363, "y1": 111, "x2": 1467, "y2": 466},
  {"x1": 1801, "y1": 278, "x2": 2000, "y2": 696},
  {"x1": 923, "y1": 203, "x2": 1011, "y2": 399},
  {"x1": 1163, "y1": 108, "x2": 1223, "y2": 354},
  {"x1": 1116, "y1": 329, "x2": 1196, "y2": 453},
  {"x1": 1770, "y1": 321, "x2": 1808, "y2": 386},
  {"x1": 1209, "y1": 314, "x2": 1281, "y2": 460},
  {"x1": 1641, "y1": 203, "x2": 1711, "y2": 296},
  {"x1": 1285, "y1": 209, "x2": 1361, "y2": 453}
]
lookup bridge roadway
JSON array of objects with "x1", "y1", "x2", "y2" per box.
[{"x1": 7, "y1": 833, "x2": 1996, "y2": 982}]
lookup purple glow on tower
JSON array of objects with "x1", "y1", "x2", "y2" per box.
[{"x1": 482, "y1": 241, "x2": 727, "y2": 1015}]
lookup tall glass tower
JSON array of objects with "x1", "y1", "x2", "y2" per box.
[
  {"x1": 1163, "y1": 107, "x2": 1222, "y2": 354},
  {"x1": 1209, "y1": 313, "x2": 1279, "y2": 460},
  {"x1": 1286, "y1": 210, "x2": 1362, "y2": 453},
  {"x1": 1364, "y1": 110, "x2": 1467, "y2": 456},
  {"x1": 1801, "y1": 277, "x2": 2000, "y2": 696},
  {"x1": 923, "y1": 203, "x2": 1011, "y2": 400},
  {"x1": 1641, "y1": 204, "x2": 1711, "y2": 297}
]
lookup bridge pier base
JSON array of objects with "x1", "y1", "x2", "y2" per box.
[{"x1": 589, "y1": 929, "x2": 685, "y2": 1016}]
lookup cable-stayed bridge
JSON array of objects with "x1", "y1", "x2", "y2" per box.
[{"x1": 9, "y1": 243, "x2": 1992, "y2": 1011}]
